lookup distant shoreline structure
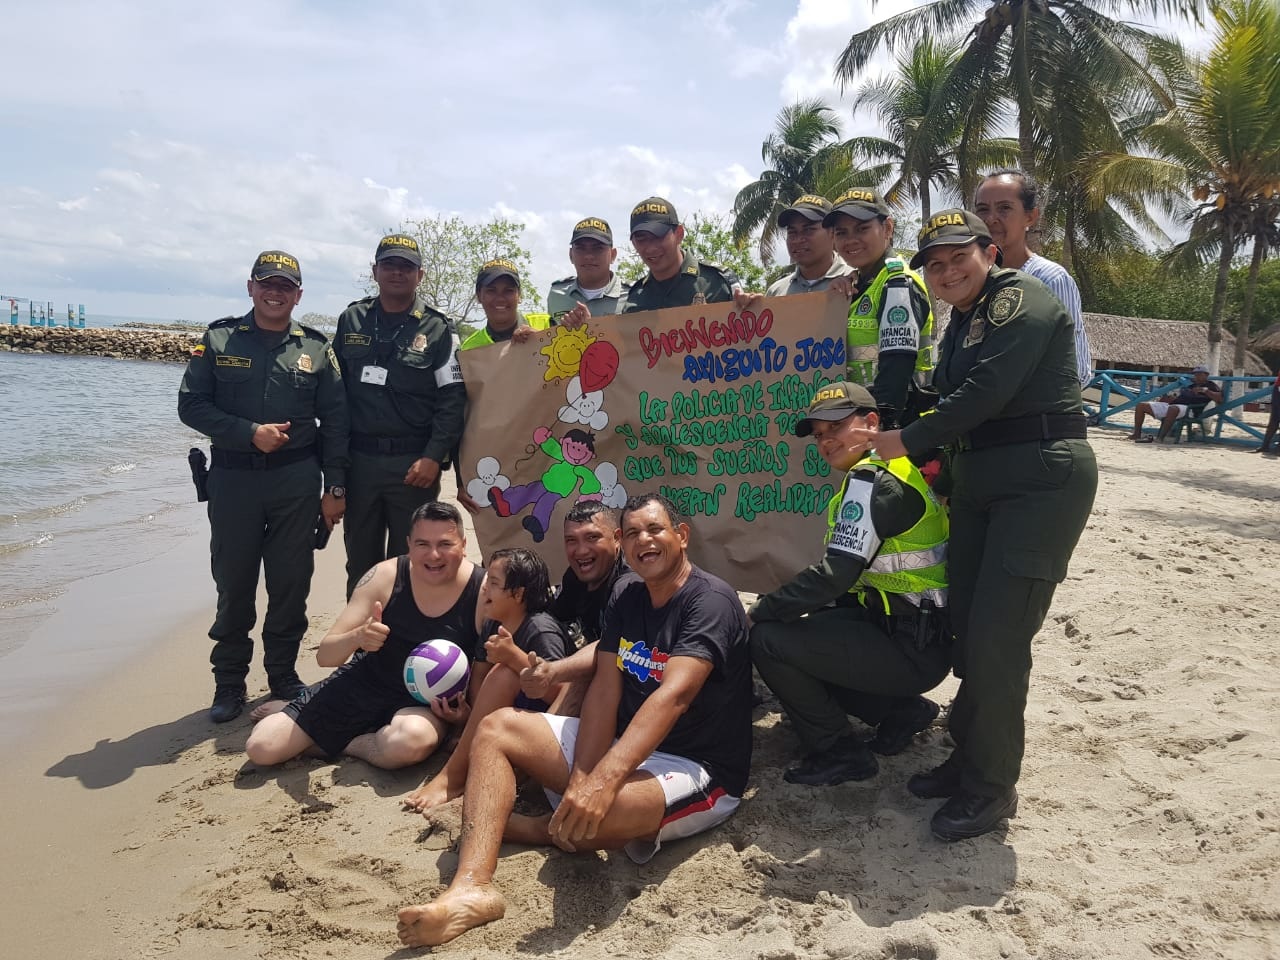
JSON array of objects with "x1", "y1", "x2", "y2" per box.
[{"x1": 0, "y1": 325, "x2": 198, "y2": 362}]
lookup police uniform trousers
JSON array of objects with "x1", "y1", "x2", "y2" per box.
[
  {"x1": 343, "y1": 450, "x2": 439, "y2": 597},
  {"x1": 946, "y1": 438, "x2": 1097, "y2": 795},
  {"x1": 206, "y1": 458, "x2": 319, "y2": 689},
  {"x1": 750, "y1": 604, "x2": 951, "y2": 754}
]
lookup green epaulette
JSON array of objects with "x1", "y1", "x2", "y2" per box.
[{"x1": 208, "y1": 316, "x2": 240, "y2": 329}]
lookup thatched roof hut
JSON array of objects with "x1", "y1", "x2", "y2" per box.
[
  {"x1": 1251, "y1": 322, "x2": 1280, "y2": 354},
  {"x1": 1084, "y1": 313, "x2": 1271, "y2": 376}
]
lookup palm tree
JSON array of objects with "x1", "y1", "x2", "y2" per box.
[
  {"x1": 1090, "y1": 0, "x2": 1280, "y2": 372},
  {"x1": 834, "y1": 1, "x2": 1203, "y2": 187},
  {"x1": 847, "y1": 36, "x2": 1017, "y2": 222},
  {"x1": 731, "y1": 99, "x2": 853, "y2": 264}
]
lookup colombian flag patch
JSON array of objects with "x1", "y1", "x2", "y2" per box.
[{"x1": 190, "y1": 344, "x2": 205, "y2": 357}]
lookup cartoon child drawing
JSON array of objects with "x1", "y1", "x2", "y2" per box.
[{"x1": 491, "y1": 426, "x2": 601, "y2": 542}]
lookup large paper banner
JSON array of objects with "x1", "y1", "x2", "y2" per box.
[{"x1": 458, "y1": 292, "x2": 849, "y2": 595}]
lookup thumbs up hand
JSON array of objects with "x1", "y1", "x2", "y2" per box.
[
  {"x1": 520, "y1": 650, "x2": 555, "y2": 701},
  {"x1": 357, "y1": 600, "x2": 390, "y2": 652}
]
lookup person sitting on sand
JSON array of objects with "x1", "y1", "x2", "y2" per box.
[
  {"x1": 400, "y1": 547, "x2": 571, "y2": 812},
  {"x1": 1129, "y1": 366, "x2": 1223, "y2": 443},
  {"x1": 244, "y1": 501, "x2": 484, "y2": 770},
  {"x1": 395, "y1": 493, "x2": 753, "y2": 948}
]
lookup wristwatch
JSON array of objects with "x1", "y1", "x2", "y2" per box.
[{"x1": 326, "y1": 485, "x2": 346, "y2": 499}]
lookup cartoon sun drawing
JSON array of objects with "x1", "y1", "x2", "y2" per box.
[{"x1": 539, "y1": 326, "x2": 595, "y2": 383}]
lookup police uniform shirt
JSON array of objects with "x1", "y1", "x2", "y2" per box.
[
  {"x1": 901, "y1": 267, "x2": 1082, "y2": 455},
  {"x1": 765, "y1": 256, "x2": 854, "y2": 297},
  {"x1": 622, "y1": 252, "x2": 739, "y2": 313},
  {"x1": 748, "y1": 463, "x2": 925, "y2": 623},
  {"x1": 334, "y1": 296, "x2": 465, "y2": 464},
  {"x1": 178, "y1": 311, "x2": 349, "y2": 485},
  {"x1": 547, "y1": 273, "x2": 631, "y2": 324}
]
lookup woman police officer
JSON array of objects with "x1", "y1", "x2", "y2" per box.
[{"x1": 856, "y1": 209, "x2": 1097, "y2": 840}]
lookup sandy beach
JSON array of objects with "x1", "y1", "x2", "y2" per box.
[{"x1": 2, "y1": 430, "x2": 1277, "y2": 960}]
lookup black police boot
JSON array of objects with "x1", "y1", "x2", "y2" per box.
[
  {"x1": 930, "y1": 787, "x2": 1018, "y2": 841},
  {"x1": 268, "y1": 673, "x2": 308, "y2": 702},
  {"x1": 907, "y1": 755, "x2": 962, "y2": 799},
  {"x1": 869, "y1": 696, "x2": 940, "y2": 756},
  {"x1": 209, "y1": 685, "x2": 246, "y2": 724},
  {"x1": 783, "y1": 736, "x2": 879, "y2": 786}
]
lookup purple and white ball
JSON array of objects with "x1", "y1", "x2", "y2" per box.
[{"x1": 404, "y1": 639, "x2": 471, "y2": 704}]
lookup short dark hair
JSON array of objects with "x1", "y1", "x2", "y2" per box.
[
  {"x1": 565, "y1": 500, "x2": 619, "y2": 528},
  {"x1": 562, "y1": 428, "x2": 596, "y2": 452},
  {"x1": 409, "y1": 500, "x2": 463, "y2": 531},
  {"x1": 620, "y1": 492, "x2": 686, "y2": 530},
  {"x1": 978, "y1": 169, "x2": 1040, "y2": 212},
  {"x1": 488, "y1": 547, "x2": 552, "y2": 614}
]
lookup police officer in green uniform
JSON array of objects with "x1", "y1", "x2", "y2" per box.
[
  {"x1": 334, "y1": 234, "x2": 466, "y2": 598},
  {"x1": 749, "y1": 382, "x2": 950, "y2": 786},
  {"x1": 622, "y1": 196, "x2": 741, "y2": 312},
  {"x1": 860, "y1": 210, "x2": 1098, "y2": 840},
  {"x1": 179, "y1": 251, "x2": 349, "y2": 722},
  {"x1": 825, "y1": 188, "x2": 935, "y2": 429},
  {"x1": 765, "y1": 195, "x2": 854, "y2": 296},
  {"x1": 459, "y1": 258, "x2": 550, "y2": 351},
  {"x1": 547, "y1": 217, "x2": 630, "y2": 328}
]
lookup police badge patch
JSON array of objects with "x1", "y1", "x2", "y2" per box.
[
  {"x1": 855, "y1": 296, "x2": 874, "y2": 315},
  {"x1": 962, "y1": 315, "x2": 986, "y2": 349},
  {"x1": 411, "y1": 333, "x2": 428, "y2": 352},
  {"x1": 691, "y1": 292, "x2": 708, "y2": 305},
  {"x1": 296, "y1": 353, "x2": 313, "y2": 372},
  {"x1": 988, "y1": 288, "x2": 1023, "y2": 326}
]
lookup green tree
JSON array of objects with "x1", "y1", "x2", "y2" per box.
[
  {"x1": 847, "y1": 36, "x2": 1017, "y2": 222},
  {"x1": 1090, "y1": 0, "x2": 1280, "y2": 372},
  {"x1": 730, "y1": 99, "x2": 854, "y2": 264},
  {"x1": 299, "y1": 311, "x2": 337, "y2": 333},
  {"x1": 372, "y1": 214, "x2": 543, "y2": 323},
  {"x1": 618, "y1": 212, "x2": 767, "y2": 291}
]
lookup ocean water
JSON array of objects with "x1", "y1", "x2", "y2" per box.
[{"x1": 0, "y1": 344, "x2": 208, "y2": 659}]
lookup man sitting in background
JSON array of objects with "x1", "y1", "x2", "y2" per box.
[{"x1": 1129, "y1": 366, "x2": 1222, "y2": 442}]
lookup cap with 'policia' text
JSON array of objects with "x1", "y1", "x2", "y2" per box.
[
  {"x1": 630, "y1": 197, "x2": 680, "y2": 237},
  {"x1": 824, "y1": 187, "x2": 891, "y2": 225},
  {"x1": 251, "y1": 250, "x2": 302, "y2": 285},
  {"x1": 794, "y1": 381, "x2": 879, "y2": 437},
  {"x1": 571, "y1": 217, "x2": 613, "y2": 246},
  {"x1": 779, "y1": 194, "x2": 834, "y2": 227},
  {"x1": 476, "y1": 257, "x2": 521, "y2": 289},
  {"x1": 910, "y1": 209, "x2": 996, "y2": 269},
  {"x1": 375, "y1": 233, "x2": 423, "y2": 267}
]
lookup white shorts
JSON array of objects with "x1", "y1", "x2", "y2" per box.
[
  {"x1": 539, "y1": 713, "x2": 740, "y2": 864},
  {"x1": 1147, "y1": 401, "x2": 1190, "y2": 420}
]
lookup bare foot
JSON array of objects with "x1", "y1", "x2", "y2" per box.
[
  {"x1": 396, "y1": 884, "x2": 506, "y2": 947},
  {"x1": 249, "y1": 699, "x2": 287, "y2": 722},
  {"x1": 402, "y1": 771, "x2": 462, "y2": 814}
]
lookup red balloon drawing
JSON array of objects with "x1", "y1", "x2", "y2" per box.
[{"x1": 579, "y1": 340, "x2": 620, "y2": 392}]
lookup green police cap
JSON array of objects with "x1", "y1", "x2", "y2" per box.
[
  {"x1": 910, "y1": 209, "x2": 994, "y2": 269},
  {"x1": 571, "y1": 217, "x2": 613, "y2": 246},
  {"x1": 823, "y1": 187, "x2": 891, "y2": 225},
  {"x1": 630, "y1": 197, "x2": 679, "y2": 238},
  {"x1": 476, "y1": 257, "x2": 521, "y2": 289},
  {"x1": 375, "y1": 233, "x2": 423, "y2": 267},
  {"x1": 779, "y1": 194, "x2": 834, "y2": 227},
  {"x1": 250, "y1": 250, "x2": 302, "y2": 286},
  {"x1": 795, "y1": 381, "x2": 878, "y2": 437}
]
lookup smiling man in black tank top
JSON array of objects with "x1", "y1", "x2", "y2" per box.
[{"x1": 245, "y1": 502, "x2": 484, "y2": 770}]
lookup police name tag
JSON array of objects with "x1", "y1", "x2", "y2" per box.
[{"x1": 360, "y1": 364, "x2": 388, "y2": 385}]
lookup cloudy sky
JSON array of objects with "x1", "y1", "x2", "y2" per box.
[{"x1": 1, "y1": 0, "x2": 1187, "y2": 322}]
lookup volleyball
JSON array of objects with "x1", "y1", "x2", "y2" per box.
[{"x1": 404, "y1": 639, "x2": 471, "y2": 704}]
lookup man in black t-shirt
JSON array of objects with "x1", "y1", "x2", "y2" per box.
[
  {"x1": 396, "y1": 494, "x2": 752, "y2": 949},
  {"x1": 1129, "y1": 366, "x2": 1223, "y2": 442}
]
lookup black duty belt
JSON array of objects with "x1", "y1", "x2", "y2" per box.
[
  {"x1": 350, "y1": 433, "x2": 425, "y2": 456},
  {"x1": 959, "y1": 413, "x2": 1088, "y2": 452},
  {"x1": 211, "y1": 445, "x2": 316, "y2": 470}
]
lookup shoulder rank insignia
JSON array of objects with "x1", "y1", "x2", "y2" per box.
[{"x1": 988, "y1": 288, "x2": 1023, "y2": 326}]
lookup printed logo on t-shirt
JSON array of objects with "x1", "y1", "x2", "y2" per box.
[{"x1": 617, "y1": 637, "x2": 669, "y2": 683}]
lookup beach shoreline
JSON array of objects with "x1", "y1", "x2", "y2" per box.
[{"x1": 1, "y1": 442, "x2": 1276, "y2": 960}]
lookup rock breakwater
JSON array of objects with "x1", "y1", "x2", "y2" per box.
[{"x1": 0, "y1": 326, "x2": 200, "y2": 362}]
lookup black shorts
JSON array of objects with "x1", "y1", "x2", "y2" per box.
[{"x1": 285, "y1": 663, "x2": 422, "y2": 758}]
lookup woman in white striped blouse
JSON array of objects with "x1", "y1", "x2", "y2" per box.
[{"x1": 974, "y1": 171, "x2": 1093, "y2": 387}]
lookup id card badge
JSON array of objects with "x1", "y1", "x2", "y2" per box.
[{"x1": 360, "y1": 364, "x2": 388, "y2": 386}]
